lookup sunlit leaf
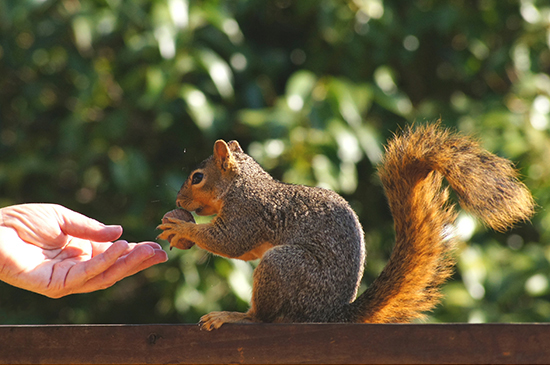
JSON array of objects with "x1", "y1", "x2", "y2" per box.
[
  {"x1": 195, "y1": 48, "x2": 234, "y2": 100},
  {"x1": 180, "y1": 84, "x2": 215, "y2": 131}
]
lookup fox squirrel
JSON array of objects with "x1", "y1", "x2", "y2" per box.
[{"x1": 157, "y1": 123, "x2": 534, "y2": 330}]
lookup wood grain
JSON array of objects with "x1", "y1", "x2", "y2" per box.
[{"x1": 1, "y1": 323, "x2": 549, "y2": 364}]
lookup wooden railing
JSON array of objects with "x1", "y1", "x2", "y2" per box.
[{"x1": 1, "y1": 323, "x2": 549, "y2": 364}]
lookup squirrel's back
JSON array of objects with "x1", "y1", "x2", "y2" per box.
[{"x1": 222, "y1": 160, "x2": 367, "y2": 321}]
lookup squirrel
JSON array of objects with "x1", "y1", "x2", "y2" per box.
[{"x1": 157, "y1": 123, "x2": 535, "y2": 330}]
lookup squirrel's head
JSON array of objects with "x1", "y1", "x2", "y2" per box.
[{"x1": 176, "y1": 139, "x2": 243, "y2": 216}]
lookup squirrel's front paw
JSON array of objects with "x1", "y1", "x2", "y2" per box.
[{"x1": 157, "y1": 209, "x2": 196, "y2": 250}]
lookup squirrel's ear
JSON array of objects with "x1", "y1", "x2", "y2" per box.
[
  {"x1": 213, "y1": 140, "x2": 237, "y2": 172},
  {"x1": 227, "y1": 140, "x2": 243, "y2": 153}
]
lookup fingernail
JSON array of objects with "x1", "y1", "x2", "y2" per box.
[
  {"x1": 145, "y1": 246, "x2": 156, "y2": 258},
  {"x1": 105, "y1": 224, "x2": 123, "y2": 230},
  {"x1": 114, "y1": 240, "x2": 130, "y2": 249}
]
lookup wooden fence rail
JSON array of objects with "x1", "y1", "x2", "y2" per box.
[{"x1": 1, "y1": 323, "x2": 549, "y2": 364}]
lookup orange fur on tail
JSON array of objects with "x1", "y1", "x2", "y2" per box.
[{"x1": 350, "y1": 124, "x2": 534, "y2": 323}]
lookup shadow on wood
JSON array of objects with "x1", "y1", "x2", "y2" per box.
[{"x1": 1, "y1": 323, "x2": 549, "y2": 364}]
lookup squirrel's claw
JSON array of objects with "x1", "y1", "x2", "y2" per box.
[
  {"x1": 199, "y1": 312, "x2": 228, "y2": 331},
  {"x1": 156, "y1": 223, "x2": 170, "y2": 233},
  {"x1": 156, "y1": 228, "x2": 175, "y2": 241},
  {"x1": 156, "y1": 217, "x2": 180, "y2": 231}
]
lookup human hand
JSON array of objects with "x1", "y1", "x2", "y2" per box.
[{"x1": 0, "y1": 203, "x2": 167, "y2": 298}]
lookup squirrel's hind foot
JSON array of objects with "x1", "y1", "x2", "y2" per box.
[{"x1": 199, "y1": 310, "x2": 256, "y2": 330}]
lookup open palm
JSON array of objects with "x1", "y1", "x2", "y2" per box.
[{"x1": 0, "y1": 204, "x2": 167, "y2": 298}]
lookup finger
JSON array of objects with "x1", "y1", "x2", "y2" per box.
[
  {"x1": 105, "y1": 243, "x2": 167, "y2": 276},
  {"x1": 114, "y1": 241, "x2": 164, "y2": 257},
  {"x1": 89, "y1": 241, "x2": 164, "y2": 262},
  {"x1": 55, "y1": 205, "x2": 123, "y2": 242},
  {"x1": 65, "y1": 240, "x2": 130, "y2": 288},
  {"x1": 76, "y1": 244, "x2": 164, "y2": 293},
  {"x1": 121, "y1": 244, "x2": 168, "y2": 276}
]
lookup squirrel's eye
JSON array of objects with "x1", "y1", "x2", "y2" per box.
[{"x1": 191, "y1": 172, "x2": 204, "y2": 185}]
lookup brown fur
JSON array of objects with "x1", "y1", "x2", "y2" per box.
[{"x1": 157, "y1": 123, "x2": 534, "y2": 329}]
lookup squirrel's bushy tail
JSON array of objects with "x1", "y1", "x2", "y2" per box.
[{"x1": 349, "y1": 123, "x2": 534, "y2": 323}]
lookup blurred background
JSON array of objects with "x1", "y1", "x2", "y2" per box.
[{"x1": 1, "y1": 0, "x2": 549, "y2": 324}]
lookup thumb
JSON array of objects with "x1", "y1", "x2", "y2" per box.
[{"x1": 55, "y1": 205, "x2": 123, "y2": 242}]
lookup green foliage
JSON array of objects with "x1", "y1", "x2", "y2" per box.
[{"x1": 0, "y1": 0, "x2": 549, "y2": 324}]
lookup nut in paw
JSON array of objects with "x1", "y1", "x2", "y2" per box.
[{"x1": 157, "y1": 209, "x2": 196, "y2": 250}]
